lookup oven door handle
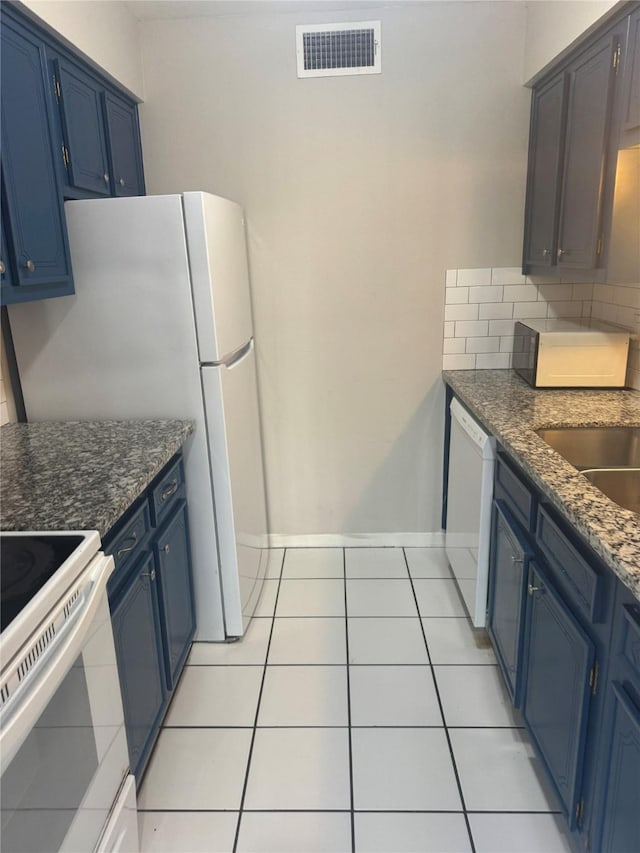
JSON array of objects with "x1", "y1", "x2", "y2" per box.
[{"x1": 0, "y1": 553, "x2": 115, "y2": 774}]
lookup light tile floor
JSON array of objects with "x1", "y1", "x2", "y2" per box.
[{"x1": 138, "y1": 547, "x2": 575, "y2": 853}]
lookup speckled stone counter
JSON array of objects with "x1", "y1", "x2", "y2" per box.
[
  {"x1": 1, "y1": 420, "x2": 194, "y2": 537},
  {"x1": 443, "y1": 370, "x2": 640, "y2": 600}
]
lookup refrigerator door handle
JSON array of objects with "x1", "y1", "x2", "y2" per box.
[{"x1": 204, "y1": 339, "x2": 253, "y2": 369}]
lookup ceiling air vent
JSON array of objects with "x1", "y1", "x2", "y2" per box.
[{"x1": 296, "y1": 21, "x2": 381, "y2": 78}]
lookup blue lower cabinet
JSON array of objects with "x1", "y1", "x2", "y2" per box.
[
  {"x1": 522, "y1": 563, "x2": 595, "y2": 827},
  {"x1": 155, "y1": 501, "x2": 196, "y2": 690},
  {"x1": 487, "y1": 500, "x2": 533, "y2": 705},
  {"x1": 111, "y1": 552, "x2": 168, "y2": 781},
  {"x1": 598, "y1": 682, "x2": 640, "y2": 852}
]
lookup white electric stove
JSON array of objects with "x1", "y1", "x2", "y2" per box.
[{"x1": 0, "y1": 531, "x2": 139, "y2": 853}]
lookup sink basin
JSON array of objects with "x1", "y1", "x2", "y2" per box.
[
  {"x1": 536, "y1": 426, "x2": 640, "y2": 470},
  {"x1": 581, "y1": 468, "x2": 640, "y2": 515}
]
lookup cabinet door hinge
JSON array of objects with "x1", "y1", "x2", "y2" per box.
[
  {"x1": 53, "y1": 75, "x2": 61, "y2": 102},
  {"x1": 596, "y1": 235, "x2": 604, "y2": 256},
  {"x1": 576, "y1": 798, "x2": 584, "y2": 825},
  {"x1": 589, "y1": 661, "x2": 599, "y2": 695},
  {"x1": 613, "y1": 44, "x2": 621, "y2": 71},
  {"x1": 61, "y1": 144, "x2": 70, "y2": 169}
]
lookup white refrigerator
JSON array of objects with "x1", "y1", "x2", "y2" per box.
[{"x1": 8, "y1": 192, "x2": 269, "y2": 641}]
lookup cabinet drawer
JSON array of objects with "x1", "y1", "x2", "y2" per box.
[
  {"x1": 105, "y1": 499, "x2": 151, "y2": 575},
  {"x1": 536, "y1": 505, "x2": 603, "y2": 622},
  {"x1": 494, "y1": 452, "x2": 536, "y2": 532},
  {"x1": 150, "y1": 456, "x2": 184, "y2": 525}
]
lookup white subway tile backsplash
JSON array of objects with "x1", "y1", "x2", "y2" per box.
[
  {"x1": 535, "y1": 283, "x2": 574, "y2": 302},
  {"x1": 443, "y1": 354, "x2": 476, "y2": 371},
  {"x1": 476, "y1": 352, "x2": 512, "y2": 369},
  {"x1": 468, "y1": 285, "x2": 504, "y2": 304},
  {"x1": 466, "y1": 336, "x2": 501, "y2": 354},
  {"x1": 512, "y1": 301, "x2": 548, "y2": 320},
  {"x1": 457, "y1": 268, "x2": 492, "y2": 287},
  {"x1": 455, "y1": 320, "x2": 489, "y2": 338},
  {"x1": 443, "y1": 338, "x2": 466, "y2": 355},
  {"x1": 478, "y1": 302, "x2": 513, "y2": 321},
  {"x1": 547, "y1": 300, "x2": 583, "y2": 318},
  {"x1": 441, "y1": 266, "x2": 613, "y2": 374},
  {"x1": 488, "y1": 319, "x2": 516, "y2": 336},
  {"x1": 445, "y1": 287, "x2": 469, "y2": 305},
  {"x1": 503, "y1": 284, "x2": 540, "y2": 303},
  {"x1": 499, "y1": 336, "x2": 516, "y2": 353},
  {"x1": 490, "y1": 267, "x2": 526, "y2": 286},
  {"x1": 445, "y1": 303, "x2": 479, "y2": 322}
]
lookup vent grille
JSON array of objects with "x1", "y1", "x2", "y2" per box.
[{"x1": 296, "y1": 22, "x2": 381, "y2": 78}]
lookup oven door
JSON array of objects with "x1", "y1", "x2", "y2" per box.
[{"x1": 0, "y1": 554, "x2": 132, "y2": 853}]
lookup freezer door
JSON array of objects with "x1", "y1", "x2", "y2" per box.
[
  {"x1": 201, "y1": 343, "x2": 268, "y2": 637},
  {"x1": 182, "y1": 192, "x2": 254, "y2": 363}
]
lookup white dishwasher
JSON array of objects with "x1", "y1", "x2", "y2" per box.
[{"x1": 445, "y1": 397, "x2": 496, "y2": 627}]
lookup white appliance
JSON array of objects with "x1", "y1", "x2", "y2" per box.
[
  {"x1": 0, "y1": 532, "x2": 139, "y2": 853},
  {"x1": 445, "y1": 398, "x2": 496, "y2": 627},
  {"x1": 513, "y1": 319, "x2": 630, "y2": 388},
  {"x1": 8, "y1": 193, "x2": 269, "y2": 641}
]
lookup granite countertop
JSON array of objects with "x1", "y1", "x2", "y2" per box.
[
  {"x1": 443, "y1": 370, "x2": 640, "y2": 600},
  {"x1": 1, "y1": 420, "x2": 195, "y2": 537}
]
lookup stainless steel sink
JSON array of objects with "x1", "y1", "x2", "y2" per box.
[
  {"x1": 536, "y1": 426, "x2": 640, "y2": 470},
  {"x1": 581, "y1": 468, "x2": 640, "y2": 515}
]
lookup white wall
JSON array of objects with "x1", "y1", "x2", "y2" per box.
[
  {"x1": 523, "y1": 0, "x2": 617, "y2": 82},
  {"x1": 22, "y1": 0, "x2": 144, "y2": 96},
  {"x1": 139, "y1": 1, "x2": 530, "y2": 539}
]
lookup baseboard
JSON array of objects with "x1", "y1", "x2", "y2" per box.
[{"x1": 267, "y1": 532, "x2": 445, "y2": 548}]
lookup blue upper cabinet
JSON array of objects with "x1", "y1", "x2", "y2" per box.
[
  {"x1": 0, "y1": 2, "x2": 145, "y2": 305},
  {"x1": 54, "y1": 58, "x2": 111, "y2": 196},
  {"x1": 104, "y1": 93, "x2": 146, "y2": 197},
  {"x1": 0, "y1": 15, "x2": 73, "y2": 304}
]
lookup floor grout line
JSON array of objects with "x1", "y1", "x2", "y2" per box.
[
  {"x1": 343, "y1": 547, "x2": 357, "y2": 853},
  {"x1": 403, "y1": 547, "x2": 478, "y2": 853},
  {"x1": 231, "y1": 548, "x2": 285, "y2": 852}
]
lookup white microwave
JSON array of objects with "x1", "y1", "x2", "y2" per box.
[{"x1": 513, "y1": 319, "x2": 630, "y2": 388}]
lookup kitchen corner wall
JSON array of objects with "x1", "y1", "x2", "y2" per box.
[{"x1": 138, "y1": 1, "x2": 530, "y2": 540}]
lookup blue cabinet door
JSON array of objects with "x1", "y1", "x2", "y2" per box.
[
  {"x1": 523, "y1": 563, "x2": 595, "y2": 827},
  {"x1": 598, "y1": 682, "x2": 640, "y2": 852},
  {"x1": 155, "y1": 502, "x2": 196, "y2": 690},
  {"x1": 487, "y1": 500, "x2": 533, "y2": 706},
  {"x1": 0, "y1": 16, "x2": 73, "y2": 302},
  {"x1": 111, "y1": 552, "x2": 168, "y2": 782},
  {"x1": 0, "y1": 208, "x2": 13, "y2": 293},
  {"x1": 104, "y1": 93, "x2": 145, "y2": 197},
  {"x1": 55, "y1": 58, "x2": 111, "y2": 196}
]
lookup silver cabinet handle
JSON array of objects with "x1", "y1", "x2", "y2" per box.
[
  {"x1": 119, "y1": 177, "x2": 126, "y2": 187},
  {"x1": 511, "y1": 555, "x2": 524, "y2": 565},
  {"x1": 0, "y1": 260, "x2": 5, "y2": 275},
  {"x1": 557, "y1": 248, "x2": 567, "y2": 259},
  {"x1": 103, "y1": 173, "x2": 110, "y2": 184},
  {"x1": 141, "y1": 568, "x2": 156, "y2": 581},
  {"x1": 24, "y1": 260, "x2": 35, "y2": 272},
  {"x1": 528, "y1": 584, "x2": 544, "y2": 596},
  {"x1": 161, "y1": 481, "x2": 178, "y2": 501},
  {"x1": 162, "y1": 544, "x2": 170, "y2": 554},
  {"x1": 542, "y1": 248, "x2": 550, "y2": 257},
  {"x1": 116, "y1": 530, "x2": 138, "y2": 558}
]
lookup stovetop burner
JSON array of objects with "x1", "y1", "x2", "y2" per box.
[{"x1": 1, "y1": 535, "x2": 85, "y2": 631}]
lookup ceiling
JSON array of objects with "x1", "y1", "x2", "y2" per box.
[{"x1": 125, "y1": 0, "x2": 410, "y2": 21}]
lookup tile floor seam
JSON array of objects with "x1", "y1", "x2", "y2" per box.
[
  {"x1": 403, "y1": 547, "x2": 478, "y2": 853},
  {"x1": 343, "y1": 547, "x2": 357, "y2": 853},
  {"x1": 231, "y1": 548, "x2": 284, "y2": 853}
]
